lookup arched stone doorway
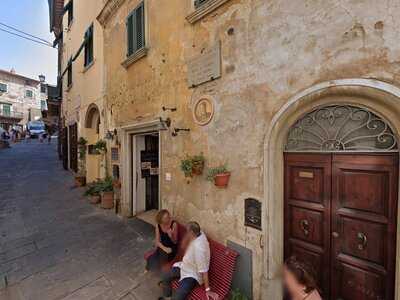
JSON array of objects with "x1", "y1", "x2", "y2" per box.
[
  {"x1": 84, "y1": 104, "x2": 101, "y2": 182},
  {"x1": 262, "y1": 79, "x2": 400, "y2": 300}
]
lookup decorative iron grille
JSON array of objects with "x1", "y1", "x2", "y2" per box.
[{"x1": 285, "y1": 105, "x2": 398, "y2": 152}]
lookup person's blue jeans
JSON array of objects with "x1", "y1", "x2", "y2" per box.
[{"x1": 161, "y1": 267, "x2": 198, "y2": 300}]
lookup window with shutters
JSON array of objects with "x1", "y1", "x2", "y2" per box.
[
  {"x1": 2, "y1": 104, "x2": 11, "y2": 117},
  {"x1": 126, "y1": 2, "x2": 145, "y2": 57},
  {"x1": 67, "y1": 58, "x2": 73, "y2": 88},
  {"x1": 84, "y1": 24, "x2": 94, "y2": 67},
  {"x1": 65, "y1": 1, "x2": 73, "y2": 27},
  {"x1": 25, "y1": 90, "x2": 33, "y2": 98},
  {"x1": 0, "y1": 83, "x2": 7, "y2": 93}
]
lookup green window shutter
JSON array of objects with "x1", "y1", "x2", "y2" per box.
[
  {"x1": 195, "y1": 0, "x2": 209, "y2": 9},
  {"x1": 84, "y1": 24, "x2": 94, "y2": 66},
  {"x1": 135, "y1": 3, "x2": 145, "y2": 50},
  {"x1": 126, "y1": 14, "x2": 134, "y2": 56},
  {"x1": 3, "y1": 104, "x2": 11, "y2": 116},
  {"x1": 126, "y1": 2, "x2": 145, "y2": 57}
]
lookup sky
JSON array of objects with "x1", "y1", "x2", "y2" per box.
[{"x1": 0, "y1": 0, "x2": 57, "y2": 84}]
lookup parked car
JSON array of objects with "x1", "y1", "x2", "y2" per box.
[{"x1": 27, "y1": 121, "x2": 45, "y2": 138}]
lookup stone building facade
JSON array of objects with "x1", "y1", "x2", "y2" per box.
[
  {"x1": 0, "y1": 69, "x2": 45, "y2": 130},
  {"x1": 97, "y1": 1, "x2": 400, "y2": 299},
  {"x1": 50, "y1": 0, "x2": 400, "y2": 299},
  {"x1": 50, "y1": 0, "x2": 106, "y2": 178}
]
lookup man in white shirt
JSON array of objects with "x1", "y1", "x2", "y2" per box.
[{"x1": 159, "y1": 222, "x2": 218, "y2": 300}]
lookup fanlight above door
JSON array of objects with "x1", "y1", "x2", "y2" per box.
[{"x1": 285, "y1": 105, "x2": 398, "y2": 152}]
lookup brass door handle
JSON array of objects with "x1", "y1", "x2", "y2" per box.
[
  {"x1": 357, "y1": 232, "x2": 367, "y2": 250},
  {"x1": 300, "y1": 219, "x2": 309, "y2": 236}
]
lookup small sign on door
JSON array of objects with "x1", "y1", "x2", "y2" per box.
[{"x1": 299, "y1": 171, "x2": 314, "y2": 179}]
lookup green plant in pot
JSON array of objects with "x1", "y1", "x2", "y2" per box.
[
  {"x1": 75, "y1": 137, "x2": 88, "y2": 187},
  {"x1": 191, "y1": 153, "x2": 205, "y2": 175},
  {"x1": 100, "y1": 176, "x2": 114, "y2": 209},
  {"x1": 94, "y1": 139, "x2": 107, "y2": 154},
  {"x1": 84, "y1": 180, "x2": 102, "y2": 204},
  {"x1": 206, "y1": 164, "x2": 231, "y2": 188},
  {"x1": 230, "y1": 289, "x2": 248, "y2": 300},
  {"x1": 180, "y1": 157, "x2": 193, "y2": 177}
]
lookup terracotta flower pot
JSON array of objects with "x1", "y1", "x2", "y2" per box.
[
  {"x1": 192, "y1": 162, "x2": 205, "y2": 175},
  {"x1": 75, "y1": 176, "x2": 86, "y2": 187},
  {"x1": 214, "y1": 172, "x2": 231, "y2": 188},
  {"x1": 90, "y1": 195, "x2": 101, "y2": 204},
  {"x1": 101, "y1": 191, "x2": 114, "y2": 209}
]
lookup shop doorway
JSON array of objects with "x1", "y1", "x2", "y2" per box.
[{"x1": 132, "y1": 133, "x2": 159, "y2": 215}]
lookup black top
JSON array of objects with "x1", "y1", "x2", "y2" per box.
[{"x1": 158, "y1": 221, "x2": 178, "y2": 258}]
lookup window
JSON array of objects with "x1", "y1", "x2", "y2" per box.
[
  {"x1": 2, "y1": 104, "x2": 11, "y2": 117},
  {"x1": 40, "y1": 84, "x2": 47, "y2": 93},
  {"x1": 126, "y1": 2, "x2": 145, "y2": 57},
  {"x1": 65, "y1": 1, "x2": 73, "y2": 27},
  {"x1": 0, "y1": 83, "x2": 7, "y2": 93},
  {"x1": 25, "y1": 90, "x2": 33, "y2": 98},
  {"x1": 41, "y1": 100, "x2": 47, "y2": 111},
  {"x1": 194, "y1": 0, "x2": 209, "y2": 8},
  {"x1": 67, "y1": 58, "x2": 73, "y2": 87},
  {"x1": 84, "y1": 24, "x2": 94, "y2": 67}
]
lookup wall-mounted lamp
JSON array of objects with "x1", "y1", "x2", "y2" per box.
[
  {"x1": 172, "y1": 128, "x2": 190, "y2": 137},
  {"x1": 105, "y1": 129, "x2": 118, "y2": 140},
  {"x1": 162, "y1": 106, "x2": 177, "y2": 112},
  {"x1": 159, "y1": 117, "x2": 171, "y2": 128}
]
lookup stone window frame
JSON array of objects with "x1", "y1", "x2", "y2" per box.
[
  {"x1": 186, "y1": 0, "x2": 231, "y2": 24},
  {"x1": 121, "y1": 0, "x2": 149, "y2": 69}
]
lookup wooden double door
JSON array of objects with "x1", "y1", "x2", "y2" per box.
[{"x1": 284, "y1": 153, "x2": 398, "y2": 300}]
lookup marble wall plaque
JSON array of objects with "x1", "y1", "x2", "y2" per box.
[{"x1": 187, "y1": 42, "x2": 221, "y2": 87}]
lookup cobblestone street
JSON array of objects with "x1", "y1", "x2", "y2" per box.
[{"x1": 0, "y1": 141, "x2": 159, "y2": 300}]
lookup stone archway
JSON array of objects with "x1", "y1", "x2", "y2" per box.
[
  {"x1": 85, "y1": 104, "x2": 101, "y2": 133},
  {"x1": 84, "y1": 104, "x2": 101, "y2": 182},
  {"x1": 262, "y1": 79, "x2": 400, "y2": 299}
]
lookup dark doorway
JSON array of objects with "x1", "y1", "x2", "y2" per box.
[
  {"x1": 144, "y1": 135, "x2": 159, "y2": 211},
  {"x1": 284, "y1": 153, "x2": 398, "y2": 300},
  {"x1": 68, "y1": 123, "x2": 78, "y2": 172}
]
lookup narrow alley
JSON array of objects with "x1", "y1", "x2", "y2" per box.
[{"x1": 0, "y1": 141, "x2": 159, "y2": 300}]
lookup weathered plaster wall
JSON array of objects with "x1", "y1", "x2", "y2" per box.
[
  {"x1": 61, "y1": 0, "x2": 106, "y2": 175},
  {"x1": 102, "y1": 0, "x2": 400, "y2": 298}
]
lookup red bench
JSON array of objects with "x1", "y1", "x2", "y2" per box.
[{"x1": 144, "y1": 223, "x2": 239, "y2": 300}]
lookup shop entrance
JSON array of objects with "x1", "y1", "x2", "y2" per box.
[{"x1": 131, "y1": 133, "x2": 159, "y2": 215}]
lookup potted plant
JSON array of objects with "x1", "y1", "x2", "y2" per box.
[
  {"x1": 75, "y1": 137, "x2": 88, "y2": 187},
  {"x1": 206, "y1": 164, "x2": 231, "y2": 188},
  {"x1": 100, "y1": 176, "x2": 114, "y2": 209},
  {"x1": 230, "y1": 289, "x2": 248, "y2": 300},
  {"x1": 191, "y1": 153, "x2": 205, "y2": 175},
  {"x1": 180, "y1": 153, "x2": 206, "y2": 177},
  {"x1": 84, "y1": 181, "x2": 101, "y2": 204},
  {"x1": 94, "y1": 139, "x2": 107, "y2": 154},
  {"x1": 180, "y1": 157, "x2": 193, "y2": 177}
]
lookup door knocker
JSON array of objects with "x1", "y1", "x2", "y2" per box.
[
  {"x1": 357, "y1": 232, "x2": 368, "y2": 250},
  {"x1": 300, "y1": 219, "x2": 310, "y2": 236}
]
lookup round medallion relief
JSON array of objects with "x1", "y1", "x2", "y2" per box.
[{"x1": 192, "y1": 96, "x2": 214, "y2": 126}]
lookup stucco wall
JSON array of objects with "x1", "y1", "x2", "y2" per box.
[
  {"x1": 102, "y1": 0, "x2": 400, "y2": 298},
  {"x1": 0, "y1": 72, "x2": 42, "y2": 127},
  {"x1": 61, "y1": 0, "x2": 105, "y2": 127}
]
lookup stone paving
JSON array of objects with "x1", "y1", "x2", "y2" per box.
[{"x1": 0, "y1": 140, "x2": 160, "y2": 300}]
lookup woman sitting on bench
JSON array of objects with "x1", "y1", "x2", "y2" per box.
[{"x1": 146, "y1": 209, "x2": 178, "y2": 272}]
